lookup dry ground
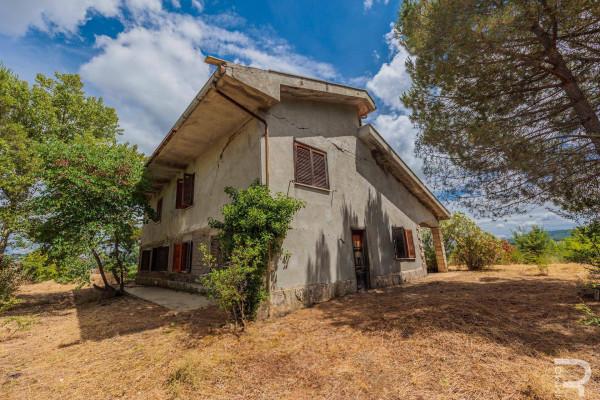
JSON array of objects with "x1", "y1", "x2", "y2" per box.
[{"x1": 1, "y1": 264, "x2": 599, "y2": 400}]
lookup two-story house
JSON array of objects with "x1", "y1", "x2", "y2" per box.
[{"x1": 138, "y1": 57, "x2": 450, "y2": 315}]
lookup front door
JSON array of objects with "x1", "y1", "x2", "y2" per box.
[{"x1": 352, "y1": 230, "x2": 370, "y2": 291}]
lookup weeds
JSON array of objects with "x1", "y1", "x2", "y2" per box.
[{"x1": 575, "y1": 303, "x2": 600, "y2": 326}]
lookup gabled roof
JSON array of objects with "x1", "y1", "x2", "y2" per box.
[
  {"x1": 145, "y1": 57, "x2": 376, "y2": 191},
  {"x1": 358, "y1": 124, "x2": 451, "y2": 220},
  {"x1": 144, "y1": 57, "x2": 449, "y2": 220}
]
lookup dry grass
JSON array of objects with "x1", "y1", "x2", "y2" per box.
[{"x1": 1, "y1": 264, "x2": 599, "y2": 399}]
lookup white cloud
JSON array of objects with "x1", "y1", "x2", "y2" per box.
[
  {"x1": 0, "y1": 0, "x2": 121, "y2": 36},
  {"x1": 366, "y1": 33, "x2": 411, "y2": 111},
  {"x1": 371, "y1": 113, "x2": 422, "y2": 176},
  {"x1": 363, "y1": 0, "x2": 390, "y2": 11},
  {"x1": 79, "y1": 7, "x2": 337, "y2": 152}
]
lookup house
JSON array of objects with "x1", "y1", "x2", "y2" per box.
[{"x1": 138, "y1": 57, "x2": 450, "y2": 315}]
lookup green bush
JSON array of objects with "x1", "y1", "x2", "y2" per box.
[
  {"x1": 563, "y1": 222, "x2": 600, "y2": 268},
  {"x1": 0, "y1": 258, "x2": 22, "y2": 309},
  {"x1": 442, "y1": 213, "x2": 502, "y2": 270},
  {"x1": 513, "y1": 226, "x2": 554, "y2": 264},
  {"x1": 21, "y1": 250, "x2": 58, "y2": 282},
  {"x1": 202, "y1": 183, "x2": 304, "y2": 326}
]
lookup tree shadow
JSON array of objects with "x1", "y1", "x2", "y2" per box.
[{"x1": 314, "y1": 277, "x2": 599, "y2": 357}]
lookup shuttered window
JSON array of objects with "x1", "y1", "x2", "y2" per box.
[
  {"x1": 173, "y1": 241, "x2": 193, "y2": 273},
  {"x1": 140, "y1": 250, "x2": 151, "y2": 271},
  {"x1": 151, "y1": 246, "x2": 169, "y2": 271},
  {"x1": 392, "y1": 227, "x2": 416, "y2": 260},
  {"x1": 294, "y1": 142, "x2": 329, "y2": 189},
  {"x1": 175, "y1": 173, "x2": 195, "y2": 209}
]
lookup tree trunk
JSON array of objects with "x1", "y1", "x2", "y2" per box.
[
  {"x1": 113, "y1": 236, "x2": 125, "y2": 293},
  {"x1": 91, "y1": 248, "x2": 116, "y2": 293},
  {"x1": 0, "y1": 229, "x2": 11, "y2": 267},
  {"x1": 531, "y1": 22, "x2": 600, "y2": 153}
]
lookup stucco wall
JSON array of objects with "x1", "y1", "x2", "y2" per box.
[
  {"x1": 140, "y1": 119, "x2": 262, "y2": 274},
  {"x1": 265, "y1": 98, "x2": 438, "y2": 300}
]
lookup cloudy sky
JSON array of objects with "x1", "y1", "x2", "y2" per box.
[{"x1": 0, "y1": 0, "x2": 576, "y2": 236}]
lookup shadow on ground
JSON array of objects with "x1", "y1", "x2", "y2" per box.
[{"x1": 314, "y1": 276, "x2": 599, "y2": 357}]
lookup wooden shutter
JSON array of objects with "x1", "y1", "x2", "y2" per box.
[
  {"x1": 182, "y1": 173, "x2": 194, "y2": 207},
  {"x1": 173, "y1": 243, "x2": 183, "y2": 272},
  {"x1": 156, "y1": 198, "x2": 163, "y2": 222},
  {"x1": 140, "y1": 250, "x2": 151, "y2": 271},
  {"x1": 392, "y1": 227, "x2": 407, "y2": 259},
  {"x1": 405, "y1": 229, "x2": 416, "y2": 259},
  {"x1": 176, "y1": 179, "x2": 183, "y2": 209},
  {"x1": 294, "y1": 142, "x2": 329, "y2": 189},
  {"x1": 294, "y1": 143, "x2": 313, "y2": 185},
  {"x1": 311, "y1": 150, "x2": 328, "y2": 189}
]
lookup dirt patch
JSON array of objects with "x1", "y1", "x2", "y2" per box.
[{"x1": 1, "y1": 264, "x2": 598, "y2": 399}]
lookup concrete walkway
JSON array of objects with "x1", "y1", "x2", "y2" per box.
[{"x1": 125, "y1": 286, "x2": 213, "y2": 312}]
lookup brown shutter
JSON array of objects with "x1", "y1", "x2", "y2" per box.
[
  {"x1": 156, "y1": 198, "x2": 163, "y2": 222},
  {"x1": 173, "y1": 243, "x2": 183, "y2": 272},
  {"x1": 294, "y1": 143, "x2": 313, "y2": 185},
  {"x1": 176, "y1": 179, "x2": 183, "y2": 209},
  {"x1": 183, "y1": 173, "x2": 194, "y2": 207},
  {"x1": 311, "y1": 150, "x2": 328, "y2": 189},
  {"x1": 405, "y1": 229, "x2": 416, "y2": 259}
]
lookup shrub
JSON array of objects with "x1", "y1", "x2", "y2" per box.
[
  {"x1": 563, "y1": 222, "x2": 600, "y2": 268},
  {"x1": 442, "y1": 213, "x2": 502, "y2": 270},
  {"x1": 512, "y1": 226, "x2": 554, "y2": 264},
  {"x1": 202, "y1": 183, "x2": 304, "y2": 326},
  {"x1": 21, "y1": 250, "x2": 58, "y2": 282},
  {"x1": 0, "y1": 258, "x2": 22, "y2": 309},
  {"x1": 575, "y1": 304, "x2": 600, "y2": 327}
]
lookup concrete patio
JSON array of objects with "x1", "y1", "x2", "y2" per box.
[{"x1": 125, "y1": 285, "x2": 213, "y2": 312}]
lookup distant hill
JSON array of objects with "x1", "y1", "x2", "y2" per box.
[
  {"x1": 547, "y1": 229, "x2": 572, "y2": 241},
  {"x1": 507, "y1": 229, "x2": 572, "y2": 244}
]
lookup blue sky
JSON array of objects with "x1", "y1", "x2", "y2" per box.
[{"x1": 0, "y1": 0, "x2": 575, "y2": 236}]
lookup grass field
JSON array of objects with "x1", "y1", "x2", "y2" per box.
[{"x1": 1, "y1": 264, "x2": 599, "y2": 399}]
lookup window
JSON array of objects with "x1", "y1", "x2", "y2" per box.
[
  {"x1": 140, "y1": 249, "x2": 151, "y2": 271},
  {"x1": 176, "y1": 173, "x2": 195, "y2": 209},
  {"x1": 172, "y1": 241, "x2": 193, "y2": 273},
  {"x1": 151, "y1": 246, "x2": 169, "y2": 271},
  {"x1": 294, "y1": 142, "x2": 329, "y2": 189},
  {"x1": 392, "y1": 227, "x2": 416, "y2": 259},
  {"x1": 155, "y1": 198, "x2": 163, "y2": 222}
]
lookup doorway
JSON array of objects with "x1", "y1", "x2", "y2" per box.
[{"x1": 351, "y1": 229, "x2": 370, "y2": 291}]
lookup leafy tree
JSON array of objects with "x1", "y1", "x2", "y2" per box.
[
  {"x1": 563, "y1": 221, "x2": 600, "y2": 268},
  {"x1": 398, "y1": 1, "x2": 600, "y2": 220},
  {"x1": 442, "y1": 212, "x2": 501, "y2": 270},
  {"x1": 0, "y1": 65, "x2": 120, "y2": 264},
  {"x1": 512, "y1": 226, "x2": 554, "y2": 265},
  {"x1": 36, "y1": 136, "x2": 150, "y2": 294},
  {"x1": 203, "y1": 184, "x2": 304, "y2": 325}
]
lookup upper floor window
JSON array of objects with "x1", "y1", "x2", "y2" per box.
[
  {"x1": 294, "y1": 141, "x2": 329, "y2": 189},
  {"x1": 176, "y1": 173, "x2": 195, "y2": 209},
  {"x1": 392, "y1": 227, "x2": 416, "y2": 260}
]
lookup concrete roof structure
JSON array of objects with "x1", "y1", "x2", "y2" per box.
[{"x1": 145, "y1": 57, "x2": 449, "y2": 220}]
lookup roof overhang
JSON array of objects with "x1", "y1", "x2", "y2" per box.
[
  {"x1": 145, "y1": 58, "x2": 377, "y2": 193},
  {"x1": 357, "y1": 124, "x2": 451, "y2": 220}
]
